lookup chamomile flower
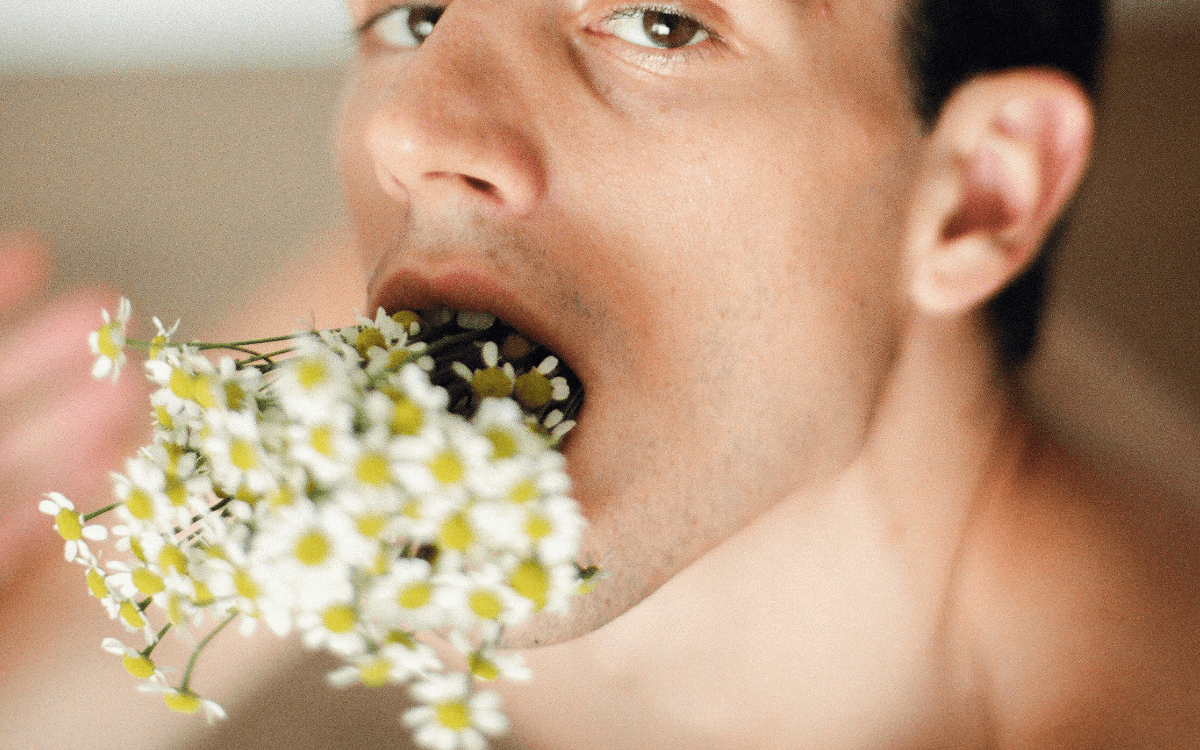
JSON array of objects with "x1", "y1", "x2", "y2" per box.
[
  {"x1": 138, "y1": 681, "x2": 227, "y2": 723},
  {"x1": 202, "y1": 408, "x2": 280, "y2": 497},
  {"x1": 89, "y1": 297, "x2": 131, "y2": 380},
  {"x1": 297, "y1": 601, "x2": 369, "y2": 657},
  {"x1": 273, "y1": 335, "x2": 357, "y2": 421},
  {"x1": 363, "y1": 557, "x2": 445, "y2": 632},
  {"x1": 147, "y1": 316, "x2": 180, "y2": 359},
  {"x1": 102, "y1": 637, "x2": 165, "y2": 681},
  {"x1": 435, "y1": 567, "x2": 533, "y2": 641},
  {"x1": 326, "y1": 644, "x2": 437, "y2": 688},
  {"x1": 471, "y1": 397, "x2": 547, "y2": 461},
  {"x1": 55, "y1": 301, "x2": 596, "y2": 750},
  {"x1": 449, "y1": 632, "x2": 531, "y2": 683},
  {"x1": 404, "y1": 673, "x2": 508, "y2": 750},
  {"x1": 39, "y1": 492, "x2": 107, "y2": 563},
  {"x1": 453, "y1": 341, "x2": 516, "y2": 400},
  {"x1": 512, "y1": 356, "x2": 570, "y2": 410}
]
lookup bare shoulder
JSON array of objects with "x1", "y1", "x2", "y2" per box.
[{"x1": 952, "y1": 425, "x2": 1200, "y2": 748}]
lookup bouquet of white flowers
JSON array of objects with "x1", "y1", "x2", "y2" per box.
[{"x1": 43, "y1": 299, "x2": 598, "y2": 750}]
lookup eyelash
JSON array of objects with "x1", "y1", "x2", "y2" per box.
[{"x1": 355, "y1": 2, "x2": 720, "y2": 62}]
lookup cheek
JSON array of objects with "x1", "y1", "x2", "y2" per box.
[{"x1": 335, "y1": 66, "x2": 402, "y2": 265}]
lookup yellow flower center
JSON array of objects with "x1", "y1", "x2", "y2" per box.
[
  {"x1": 193, "y1": 581, "x2": 216, "y2": 606},
  {"x1": 390, "y1": 398, "x2": 423, "y2": 435},
  {"x1": 97, "y1": 322, "x2": 122, "y2": 358},
  {"x1": 294, "y1": 531, "x2": 330, "y2": 566},
  {"x1": 468, "y1": 590, "x2": 503, "y2": 621},
  {"x1": 158, "y1": 545, "x2": 189, "y2": 575},
  {"x1": 514, "y1": 370, "x2": 553, "y2": 408},
  {"x1": 509, "y1": 479, "x2": 538, "y2": 504},
  {"x1": 120, "y1": 600, "x2": 146, "y2": 629},
  {"x1": 510, "y1": 559, "x2": 549, "y2": 610},
  {"x1": 165, "y1": 479, "x2": 189, "y2": 507},
  {"x1": 309, "y1": 424, "x2": 335, "y2": 456},
  {"x1": 268, "y1": 485, "x2": 294, "y2": 507},
  {"x1": 191, "y1": 373, "x2": 216, "y2": 408},
  {"x1": 163, "y1": 691, "x2": 201, "y2": 714},
  {"x1": 436, "y1": 700, "x2": 472, "y2": 730},
  {"x1": 167, "y1": 593, "x2": 186, "y2": 626},
  {"x1": 485, "y1": 428, "x2": 517, "y2": 460},
  {"x1": 224, "y1": 381, "x2": 246, "y2": 411},
  {"x1": 355, "y1": 327, "x2": 386, "y2": 358},
  {"x1": 439, "y1": 513, "x2": 473, "y2": 552},
  {"x1": 322, "y1": 604, "x2": 357, "y2": 633},
  {"x1": 296, "y1": 358, "x2": 328, "y2": 390},
  {"x1": 168, "y1": 368, "x2": 194, "y2": 400},
  {"x1": 234, "y1": 569, "x2": 259, "y2": 600},
  {"x1": 391, "y1": 309, "x2": 420, "y2": 331},
  {"x1": 387, "y1": 348, "x2": 414, "y2": 371},
  {"x1": 355, "y1": 452, "x2": 390, "y2": 486},
  {"x1": 124, "y1": 489, "x2": 155, "y2": 520},
  {"x1": 155, "y1": 405, "x2": 174, "y2": 430},
  {"x1": 132, "y1": 568, "x2": 166, "y2": 596},
  {"x1": 429, "y1": 450, "x2": 463, "y2": 485},
  {"x1": 148, "y1": 333, "x2": 167, "y2": 359},
  {"x1": 229, "y1": 437, "x2": 258, "y2": 471},
  {"x1": 86, "y1": 568, "x2": 109, "y2": 599},
  {"x1": 397, "y1": 582, "x2": 432, "y2": 610},
  {"x1": 356, "y1": 513, "x2": 387, "y2": 538},
  {"x1": 360, "y1": 657, "x2": 391, "y2": 687},
  {"x1": 469, "y1": 652, "x2": 500, "y2": 681},
  {"x1": 525, "y1": 513, "x2": 553, "y2": 540},
  {"x1": 472, "y1": 367, "x2": 513, "y2": 398},
  {"x1": 54, "y1": 508, "x2": 83, "y2": 541},
  {"x1": 123, "y1": 655, "x2": 156, "y2": 678}
]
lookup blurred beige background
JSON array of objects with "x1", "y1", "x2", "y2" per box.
[{"x1": 1, "y1": 4, "x2": 1198, "y2": 749}]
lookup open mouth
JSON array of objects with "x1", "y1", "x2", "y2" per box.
[{"x1": 394, "y1": 306, "x2": 584, "y2": 444}]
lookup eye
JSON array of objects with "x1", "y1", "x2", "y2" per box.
[
  {"x1": 359, "y1": 4, "x2": 445, "y2": 48},
  {"x1": 601, "y1": 6, "x2": 710, "y2": 50}
]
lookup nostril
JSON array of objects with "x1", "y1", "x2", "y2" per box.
[{"x1": 462, "y1": 175, "x2": 495, "y2": 193}]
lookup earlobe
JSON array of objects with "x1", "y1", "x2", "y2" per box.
[{"x1": 907, "y1": 69, "x2": 1094, "y2": 315}]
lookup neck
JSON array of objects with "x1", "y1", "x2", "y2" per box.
[{"x1": 508, "y1": 311, "x2": 1030, "y2": 749}]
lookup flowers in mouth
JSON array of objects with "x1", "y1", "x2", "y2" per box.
[{"x1": 50, "y1": 299, "x2": 595, "y2": 749}]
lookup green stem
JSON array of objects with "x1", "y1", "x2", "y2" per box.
[
  {"x1": 180, "y1": 612, "x2": 237, "y2": 692},
  {"x1": 193, "y1": 334, "x2": 299, "y2": 349},
  {"x1": 83, "y1": 502, "x2": 121, "y2": 522},
  {"x1": 141, "y1": 623, "x2": 172, "y2": 657},
  {"x1": 236, "y1": 346, "x2": 297, "y2": 368}
]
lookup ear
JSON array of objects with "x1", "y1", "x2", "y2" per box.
[{"x1": 906, "y1": 68, "x2": 1094, "y2": 314}]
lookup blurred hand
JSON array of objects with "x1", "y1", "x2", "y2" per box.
[{"x1": 0, "y1": 231, "x2": 149, "y2": 590}]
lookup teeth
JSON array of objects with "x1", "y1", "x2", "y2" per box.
[
  {"x1": 423, "y1": 307, "x2": 455, "y2": 327},
  {"x1": 456, "y1": 310, "x2": 496, "y2": 330}
]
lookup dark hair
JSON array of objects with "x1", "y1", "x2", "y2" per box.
[{"x1": 899, "y1": 0, "x2": 1108, "y2": 372}]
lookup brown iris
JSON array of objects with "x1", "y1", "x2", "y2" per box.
[
  {"x1": 641, "y1": 10, "x2": 705, "y2": 49},
  {"x1": 406, "y1": 6, "x2": 443, "y2": 44}
]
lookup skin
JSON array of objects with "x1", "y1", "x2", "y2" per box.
[{"x1": 0, "y1": 0, "x2": 1195, "y2": 746}]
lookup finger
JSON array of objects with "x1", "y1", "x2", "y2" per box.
[
  {"x1": 0, "y1": 288, "x2": 121, "y2": 401},
  {"x1": 0, "y1": 230, "x2": 50, "y2": 314},
  {"x1": 0, "y1": 359, "x2": 148, "y2": 587}
]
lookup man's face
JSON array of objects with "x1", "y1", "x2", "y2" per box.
[{"x1": 339, "y1": 0, "x2": 922, "y2": 645}]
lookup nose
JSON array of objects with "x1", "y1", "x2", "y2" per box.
[{"x1": 364, "y1": 9, "x2": 546, "y2": 218}]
